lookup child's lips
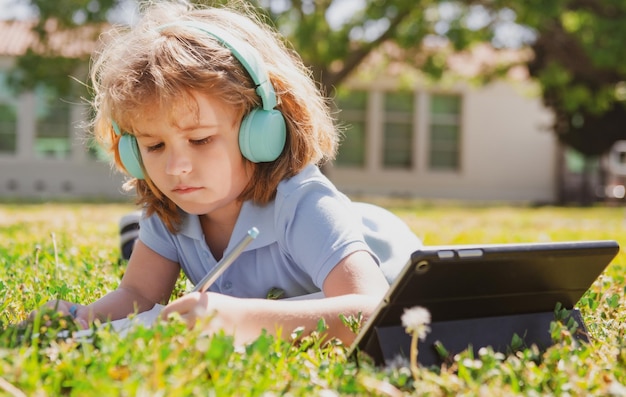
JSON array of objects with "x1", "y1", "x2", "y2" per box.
[{"x1": 173, "y1": 186, "x2": 202, "y2": 194}]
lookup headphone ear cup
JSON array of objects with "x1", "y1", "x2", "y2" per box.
[
  {"x1": 118, "y1": 134, "x2": 145, "y2": 179},
  {"x1": 239, "y1": 108, "x2": 287, "y2": 163}
]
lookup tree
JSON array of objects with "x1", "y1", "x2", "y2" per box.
[
  {"x1": 525, "y1": 1, "x2": 626, "y2": 203},
  {"x1": 11, "y1": 0, "x2": 455, "y2": 96},
  {"x1": 448, "y1": 0, "x2": 626, "y2": 159},
  {"x1": 417, "y1": 0, "x2": 626, "y2": 203},
  {"x1": 254, "y1": 0, "x2": 438, "y2": 96},
  {"x1": 13, "y1": 0, "x2": 626, "y2": 162},
  {"x1": 8, "y1": 0, "x2": 119, "y2": 96}
]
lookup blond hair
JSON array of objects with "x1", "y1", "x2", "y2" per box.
[{"x1": 91, "y1": 1, "x2": 338, "y2": 232}]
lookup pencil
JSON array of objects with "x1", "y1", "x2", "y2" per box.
[{"x1": 192, "y1": 227, "x2": 259, "y2": 293}]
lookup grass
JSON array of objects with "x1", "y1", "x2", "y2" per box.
[{"x1": 1, "y1": 201, "x2": 625, "y2": 396}]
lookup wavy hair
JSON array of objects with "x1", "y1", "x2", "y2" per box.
[{"x1": 90, "y1": 0, "x2": 338, "y2": 232}]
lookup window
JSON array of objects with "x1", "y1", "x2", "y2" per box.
[
  {"x1": 429, "y1": 94, "x2": 461, "y2": 171},
  {"x1": 35, "y1": 85, "x2": 72, "y2": 159},
  {"x1": 83, "y1": 106, "x2": 110, "y2": 161},
  {"x1": 0, "y1": 71, "x2": 17, "y2": 154},
  {"x1": 383, "y1": 91, "x2": 413, "y2": 169},
  {"x1": 334, "y1": 89, "x2": 462, "y2": 173},
  {"x1": 335, "y1": 90, "x2": 367, "y2": 167}
]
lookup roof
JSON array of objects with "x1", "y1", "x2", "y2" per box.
[
  {"x1": 0, "y1": 19, "x2": 105, "y2": 58},
  {"x1": 447, "y1": 43, "x2": 531, "y2": 81},
  {"x1": 1, "y1": 19, "x2": 530, "y2": 83},
  {"x1": 347, "y1": 40, "x2": 532, "y2": 86}
]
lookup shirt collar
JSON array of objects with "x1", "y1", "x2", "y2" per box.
[
  {"x1": 178, "y1": 200, "x2": 277, "y2": 251},
  {"x1": 230, "y1": 200, "x2": 276, "y2": 251},
  {"x1": 178, "y1": 212, "x2": 203, "y2": 240}
]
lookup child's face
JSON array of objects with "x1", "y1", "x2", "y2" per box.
[{"x1": 132, "y1": 90, "x2": 252, "y2": 217}]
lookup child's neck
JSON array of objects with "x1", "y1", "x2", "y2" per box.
[{"x1": 198, "y1": 203, "x2": 242, "y2": 261}]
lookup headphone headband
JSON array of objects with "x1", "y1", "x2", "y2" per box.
[{"x1": 157, "y1": 21, "x2": 278, "y2": 110}]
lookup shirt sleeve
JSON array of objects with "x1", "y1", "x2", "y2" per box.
[
  {"x1": 275, "y1": 179, "x2": 378, "y2": 289},
  {"x1": 138, "y1": 213, "x2": 180, "y2": 263}
]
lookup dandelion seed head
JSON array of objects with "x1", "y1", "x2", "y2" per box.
[{"x1": 401, "y1": 306, "x2": 431, "y2": 340}]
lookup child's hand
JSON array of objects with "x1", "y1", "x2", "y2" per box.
[
  {"x1": 160, "y1": 292, "x2": 212, "y2": 329},
  {"x1": 161, "y1": 293, "x2": 252, "y2": 343},
  {"x1": 30, "y1": 300, "x2": 89, "y2": 329}
]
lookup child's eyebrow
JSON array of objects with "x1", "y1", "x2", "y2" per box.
[
  {"x1": 133, "y1": 131, "x2": 153, "y2": 138},
  {"x1": 178, "y1": 123, "x2": 220, "y2": 132},
  {"x1": 133, "y1": 124, "x2": 220, "y2": 138}
]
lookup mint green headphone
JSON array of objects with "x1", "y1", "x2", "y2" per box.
[{"x1": 113, "y1": 20, "x2": 287, "y2": 180}]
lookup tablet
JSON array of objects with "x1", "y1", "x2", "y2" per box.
[{"x1": 349, "y1": 240, "x2": 620, "y2": 365}]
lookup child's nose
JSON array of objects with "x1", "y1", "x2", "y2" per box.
[{"x1": 165, "y1": 149, "x2": 192, "y2": 175}]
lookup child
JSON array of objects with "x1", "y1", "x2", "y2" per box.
[{"x1": 45, "y1": 0, "x2": 421, "y2": 345}]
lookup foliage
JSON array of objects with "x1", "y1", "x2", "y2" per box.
[
  {"x1": 7, "y1": 0, "x2": 118, "y2": 97},
  {"x1": 12, "y1": 0, "x2": 626, "y2": 158},
  {"x1": 10, "y1": 50, "x2": 87, "y2": 97},
  {"x1": 10, "y1": 0, "x2": 435, "y2": 98},
  {"x1": 436, "y1": 0, "x2": 626, "y2": 157},
  {"x1": 1, "y1": 201, "x2": 625, "y2": 395},
  {"x1": 254, "y1": 0, "x2": 442, "y2": 96},
  {"x1": 523, "y1": 0, "x2": 626, "y2": 157}
]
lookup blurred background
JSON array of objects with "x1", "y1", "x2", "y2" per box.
[{"x1": 1, "y1": 0, "x2": 625, "y2": 206}]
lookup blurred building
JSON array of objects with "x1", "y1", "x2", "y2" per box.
[
  {"x1": 0, "y1": 20, "x2": 603, "y2": 204},
  {"x1": 325, "y1": 43, "x2": 560, "y2": 203},
  {"x1": 0, "y1": 20, "x2": 128, "y2": 200}
]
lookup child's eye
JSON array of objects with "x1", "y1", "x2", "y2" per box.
[
  {"x1": 190, "y1": 136, "x2": 212, "y2": 145},
  {"x1": 146, "y1": 142, "x2": 164, "y2": 152}
]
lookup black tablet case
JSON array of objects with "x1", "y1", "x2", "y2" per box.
[{"x1": 349, "y1": 240, "x2": 620, "y2": 366}]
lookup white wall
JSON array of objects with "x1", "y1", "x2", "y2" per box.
[
  {"x1": 327, "y1": 81, "x2": 557, "y2": 203},
  {"x1": 460, "y1": 82, "x2": 556, "y2": 201},
  {"x1": 0, "y1": 158, "x2": 130, "y2": 199},
  {"x1": 0, "y1": 62, "x2": 132, "y2": 200},
  {"x1": 0, "y1": 59, "x2": 556, "y2": 203}
]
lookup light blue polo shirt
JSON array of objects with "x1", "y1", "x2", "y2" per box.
[{"x1": 139, "y1": 164, "x2": 421, "y2": 299}]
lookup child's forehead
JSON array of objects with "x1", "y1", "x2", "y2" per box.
[
  {"x1": 119, "y1": 92, "x2": 199, "y2": 132},
  {"x1": 121, "y1": 90, "x2": 238, "y2": 134}
]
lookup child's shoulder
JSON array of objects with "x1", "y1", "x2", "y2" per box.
[
  {"x1": 277, "y1": 164, "x2": 331, "y2": 194},
  {"x1": 274, "y1": 163, "x2": 350, "y2": 213}
]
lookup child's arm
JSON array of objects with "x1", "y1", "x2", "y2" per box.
[
  {"x1": 62, "y1": 240, "x2": 181, "y2": 327},
  {"x1": 161, "y1": 250, "x2": 388, "y2": 344}
]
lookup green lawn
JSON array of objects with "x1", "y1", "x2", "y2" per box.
[{"x1": 1, "y1": 201, "x2": 625, "y2": 396}]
